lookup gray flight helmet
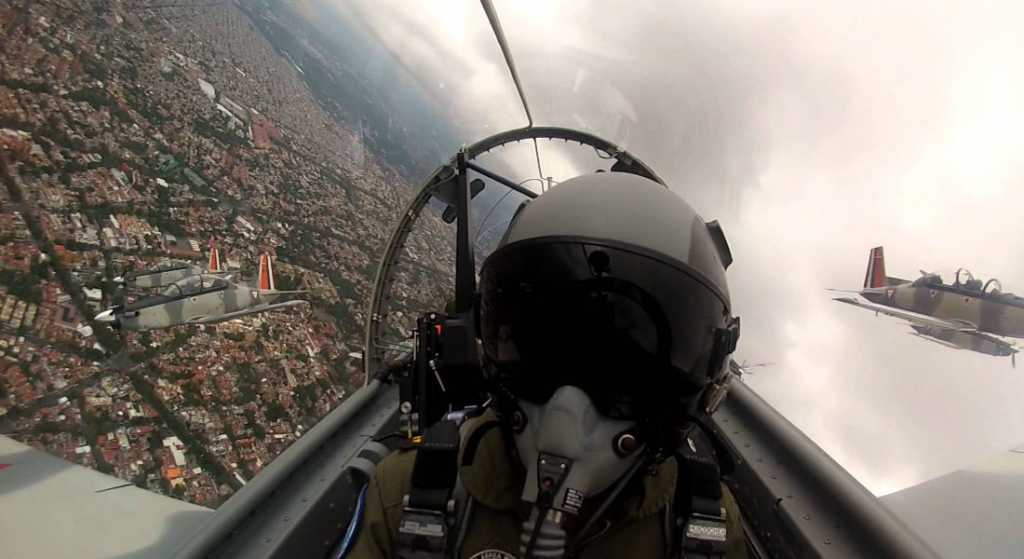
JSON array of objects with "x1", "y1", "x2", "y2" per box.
[{"x1": 480, "y1": 172, "x2": 739, "y2": 419}]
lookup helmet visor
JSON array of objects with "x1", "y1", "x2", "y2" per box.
[{"x1": 479, "y1": 238, "x2": 730, "y2": 419}]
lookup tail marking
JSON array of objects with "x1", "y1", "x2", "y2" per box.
[
  {"x1": 864, "y1": 246, "x2": 887, "y2": 289},
  {"x1": 208, "y1": 238, "x2": 222, "y2": 273},
  {"x1": 258, "y1": 253, "x2": 275, "y2": 291}
]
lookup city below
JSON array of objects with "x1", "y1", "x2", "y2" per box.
[{"x1": 0, "y1": 0, "x2": 453, "y2": 507}]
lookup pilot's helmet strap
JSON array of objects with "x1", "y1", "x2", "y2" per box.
[{"x1": 673, "y1": 426, "x2": 728, "y2": 558}]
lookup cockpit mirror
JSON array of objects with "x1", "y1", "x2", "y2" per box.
[{"x1": 438, "y1": 177, "x2": 485, "y2": 224}]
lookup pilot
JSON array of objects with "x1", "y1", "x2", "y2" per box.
[{"x1": 349, "y1": 172, "x2": 746, "y2": 558}]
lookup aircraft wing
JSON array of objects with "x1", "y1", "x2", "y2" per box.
[
  {"x1": 0, "y1": 435, "x2": 212, "y2": 559},
  {"x1": 833, "y1": 297, "x2": 979, "y2": 332},
  {"x1": 882, "y1": 443, "x2": 1024, "y2": 559},
  {"x1": 194, "y1": 300, "x2": 309, "y2": 325}
]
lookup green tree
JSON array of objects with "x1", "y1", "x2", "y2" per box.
[{"x1": 265, "y1": 401, "x2": 287, "y2": 422}]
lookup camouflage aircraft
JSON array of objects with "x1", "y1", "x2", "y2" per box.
[
  {"x1": 114, "y1": 238, "x2": 227, "y2": 289},
  {"x1": 94, "y1": 252, "x2": 307, "y2": 330},
  {"x1": 832, "y1": 246, "x2": 1021, "y2": 362}
]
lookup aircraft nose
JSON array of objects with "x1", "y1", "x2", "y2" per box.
[{"x1": 95, "y1": 309, "x2": 116, "y2": 323}]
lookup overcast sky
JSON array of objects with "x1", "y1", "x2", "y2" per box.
[{"x1": 313, "y1": 0, "x2": 1024, "y2": 496}]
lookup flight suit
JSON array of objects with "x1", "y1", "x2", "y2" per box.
[{"x1": 349, "y1": 412, "x2": 748, "y2": 559}]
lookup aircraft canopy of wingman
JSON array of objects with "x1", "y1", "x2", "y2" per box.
[
  {"x1": 123, "y1": 277, "x2": 231, "y2": 312},
  {"x1": 114, "y1": 240, "x2": 226, "y2": 290},
  {"x1": 867, "y1": 247, "x2": 1023, "y2": 304},
  {"x1": 837, "y1": 246, "x2": 1023, "y2": 362}
]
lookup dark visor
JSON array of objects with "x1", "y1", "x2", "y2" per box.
[{"x1": 479, "y1": 238, "x2": 729, "y2": 419}]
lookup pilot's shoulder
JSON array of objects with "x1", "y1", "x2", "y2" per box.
[
  {"x1": 353, "y1": 449, "x2": 418, "y2": 558},
  {"x1": 368, "y1": 413, "x2": 501, "y2": 508}
]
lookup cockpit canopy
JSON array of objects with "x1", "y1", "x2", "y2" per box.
[
  {"x1": 983, "y1": 278, "x2": 1003, "y2": 295},
  {"x1": 913, "y1": 268, "x2": 1021, "y2": 302},
  {"x1": 912, "y1": 272, "x2": 943, "y2": 287},
  {"x1": 159, "y1": 275, "x2": 228, "y2": 297},
  {"x1": 954, "y1": 268, "x2": 984, "y2": 292}
]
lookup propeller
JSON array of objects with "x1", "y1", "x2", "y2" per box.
[
  {"x1": 739, "y1": 361, "x2": 774, "y2": 374},
  {"x1": 729, "y1": 359, "x2": 774, "y2": 377}
]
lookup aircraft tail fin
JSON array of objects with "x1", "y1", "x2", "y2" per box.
[
  {"x1": 208, "y1": 238, "x2": 222, "y2": 273},
  {"x1": 863, "y1": 246, "x2": 887, "y2": 289},
  {"x1": 257, "y1": 252, "x2": 275, "y2": 292}
]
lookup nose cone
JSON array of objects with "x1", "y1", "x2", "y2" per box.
[{"x1": 95, "y1": 309, "x2": 117, "y2": 323}]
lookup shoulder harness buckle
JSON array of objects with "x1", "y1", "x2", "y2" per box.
[
  {"x1": 683, "y1": 507, "x2": 728, "y2": 557},
  {"x1": 397, "y1": 503, "x2": 453, "y2": 559},
  {"x1": 675, "y1": 424, "x2": 729, "y2": 558}
]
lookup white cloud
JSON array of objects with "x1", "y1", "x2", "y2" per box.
[{"x1": 317, "y1": 0, "x2": 1024, "y2": 495}]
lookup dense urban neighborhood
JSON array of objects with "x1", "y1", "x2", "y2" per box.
[{"x1": 0, "y1": 0, "x2": 454, "y2": 507}]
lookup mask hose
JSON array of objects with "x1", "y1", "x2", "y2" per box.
[
  {"x1": 520, "y1": 452, "x2": 571, "y2": 558},
  {"x1": 519, "y1": 453, "x2": 651, "y2": 559},
  {"x1": 567, "y1": 454, "x2": 651, "y2": 556},
  {"x1": 519, "y1": 506, "x2": 566, "y2": 559},
  {"x1": 512, "y1": 384, "x2": 651, "y2": 559}
]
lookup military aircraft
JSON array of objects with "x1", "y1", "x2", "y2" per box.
[
  {"x1": 832, "y1": 246, "x2": 1021, "y2": 363},
  {"x1": 114, "y1": 238, "x2": 227, "y2": 290},
  {"x1": 94, "y1": 252, "x2": 307, "y2": 330},
  {"x1": 6, "y1": 3, "x2": 1024, "y2": 559}
]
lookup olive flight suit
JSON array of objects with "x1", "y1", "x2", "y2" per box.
[{"x1": 350, "y1": 412, "x2": 747, "y2": 559}]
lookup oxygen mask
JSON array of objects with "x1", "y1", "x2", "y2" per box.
[{"x1": 511, "y1": 385, "x2": 646, "y2": 558}]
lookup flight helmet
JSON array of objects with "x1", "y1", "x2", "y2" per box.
[{"x1": 478, "y1": 172, "x2": 740, "y2": 424}]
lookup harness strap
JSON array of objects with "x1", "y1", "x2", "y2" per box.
[
  {"x1": 674, "y1": 425, "x2": 728, "y2": 558},
  {"x1": 396, "y1": 420, "x2": 461, "y2": 559}
]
